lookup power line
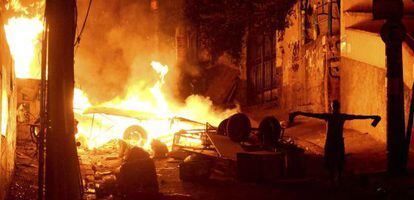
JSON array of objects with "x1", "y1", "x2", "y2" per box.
[{"x1": 74, "y1": 0, "x2": 93, "y2": 47}]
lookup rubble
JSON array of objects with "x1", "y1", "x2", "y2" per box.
[{"x1": 179, "y1": 155, "x2": 214, "y2": 182}]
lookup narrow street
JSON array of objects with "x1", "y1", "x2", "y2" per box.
[{"x1": 7, "y1": 117, "x2": 414, "y2": 200}]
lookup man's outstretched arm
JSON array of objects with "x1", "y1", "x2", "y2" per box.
[
  {"x1": 342, "y1": 114, "x2": 381, "y2": 127},
  {"x1": 289, "y1": 111, "x2": 329, "y2": 123}
]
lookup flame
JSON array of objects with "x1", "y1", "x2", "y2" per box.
[
  {"x1": 149, "y1": 61, "x2": 169, "y2": 116},
  {"x1": 6, "y1": 0, "x2": 28, "y2": 14},
  {"x1": 4, "y1": 17, "x2": 43, "y2": 79},
  {"x1": 73, "y1": 88, "x2": 92, "y2": 113},
  {"x1": 4, "y1": 1, "x2": 44, "y2": 79},
  {"x1": 74, "y1": 61, "x2": 238, "y2": 150},
  {"x1": 3, "y1": 1, "x2": 238, "y2": 151}
]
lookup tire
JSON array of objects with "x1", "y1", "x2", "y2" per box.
[
  {"x1": 227, "y1": 113, "x2": 251, "y2": 142},
  {"x1": 123, "y1": 125, "x2": 148, "y2": 147},
  {"x1": 258, "y1": 116, "x2": 282, "y2": 149},
  {"x1": 217, "y1": 118, "x2": 229, "y2": 136}
]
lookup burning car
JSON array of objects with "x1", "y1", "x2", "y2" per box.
[{"x1": 76, "y1": 106, "x2": 207, "y2": 152}]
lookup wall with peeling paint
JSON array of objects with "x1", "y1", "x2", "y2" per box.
[
  {"x1": 278, "y1": 0, "x2": 340, "y2": 113},
  {"x1": 238, "y1": 0, "x2": 340, "y2": 116}
]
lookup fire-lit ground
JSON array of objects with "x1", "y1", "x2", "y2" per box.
[{"x1": 7, "y1": 117, "x2": 414, "y2": 200}]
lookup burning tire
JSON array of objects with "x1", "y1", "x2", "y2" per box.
[{"x1": 123, "y1": 125, "x2": 148, "y2": 147}]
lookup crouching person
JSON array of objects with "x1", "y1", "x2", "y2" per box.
[{"x1": 117, "y1": 147, "x2": 160, "y2": 200}]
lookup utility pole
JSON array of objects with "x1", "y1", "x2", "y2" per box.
[
  {"x1": 374, "y1": 0, "x2": 407, "y2": 175},
  {"x1": 45, "y1": 0, "x2": 82, "y2": 199},
  {"x1": 37, "y1": 12, "x2": 48, "y2": 200}
]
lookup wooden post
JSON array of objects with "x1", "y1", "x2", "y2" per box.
[
  {"x1": 382, "y1": 20, "x2": 407, "y2": 175},
  {"x1": 38, "y1": 16, "x2": 48, "y2": 200},
  {"x1": 45, "y1": 0, "x2": 82, "y2": 199},
  {"x1": 375, "y1": 0, "x2": 407, "y2": 175}
]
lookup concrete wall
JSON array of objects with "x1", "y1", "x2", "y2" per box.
[
  {"x1": 341, "y1": 57, "x2": 387, "y2": 141},
  {"x1": 0, "y1": 10, "x2": 17, "y2": 200}
]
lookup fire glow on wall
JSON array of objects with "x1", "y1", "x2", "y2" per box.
[{"x1": 1, "y1": 65, "x2": 8, "y2": 136}]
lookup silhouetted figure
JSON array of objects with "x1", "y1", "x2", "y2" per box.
[
  {"x1": 117, "y1": 147, "x2": 160, "y2": 200},
  {"x1": 289, "y1": 100, "x2": 381, "y2": 184}
]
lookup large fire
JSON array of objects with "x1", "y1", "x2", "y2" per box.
[
  {"x1": 4, "y1": 0, "x2": 44, "y2": 79},
  {"x1": 4, "y1": 17, "x2": 43, "y2": 79},
  {"x1": 4, "y1": 1, "x2": 238, "y2": 151},
  {"x1": 73, "y1": 61, "x2": 238, "y2": 150}
]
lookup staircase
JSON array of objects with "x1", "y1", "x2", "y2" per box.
[{"x1": 342, "y1": 0, "x2": 414, "y2": 83}]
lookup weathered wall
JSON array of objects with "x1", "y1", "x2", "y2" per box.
[
  {"x1": 237, "y1": 0, "x2": 340, "y2": 114},
  {"x1": 341, "y1": 57, "x2": 413, "y2": 142},
  {"x1": 0, "y1": 9, "x2": 17, "y2": 200},
  {"x1": 341, "y1": 58, "x2": 387, "y2": 141},
  {"x1": 278, "y1": 0, "x2": 340, "y2": 113},
  {"x1": 279, "y1": 28, "x2": 327, "y2": 113}
]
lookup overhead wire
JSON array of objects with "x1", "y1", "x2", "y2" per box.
[{"x1": 74, "y1": 0, "x2": 93, "y2": 48}]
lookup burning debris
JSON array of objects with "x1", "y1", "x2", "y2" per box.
[
  {"x1": 151, "y1": 139, "x2": 169, "y2": 159},
  {"x1": 73, "y1": 60, "x2": 239, "y2": 151},
  {"x1": 4, "y1": 0, "x2": 240, "y2": 153}
]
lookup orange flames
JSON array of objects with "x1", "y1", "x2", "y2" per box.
[
  {"x1": 4, "y1": 0, "x2": 238, "y2": 151},
  {"x1": 4, "y1": 17, "x2": 43, "y2": 79},
  {"x1": 4, "y1": 0, "x2": 44, "y2": 79},
  {"x1": 74, "y1": 61, "x2": 238, "y2": 150}
]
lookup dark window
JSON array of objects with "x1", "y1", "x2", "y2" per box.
[{"x1": 247, "y1": 31, "x2": 281, "y2": 105}]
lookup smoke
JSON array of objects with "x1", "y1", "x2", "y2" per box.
[
  {"x1": 73, "y1": 0, "x2": 239, "y2": 116},
  {"x1": 74, "y1": 0, "x2": 177, "y2": 104},
  {"x1": 175, "y1": 94, "x2": 240, "y2": 126}
]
